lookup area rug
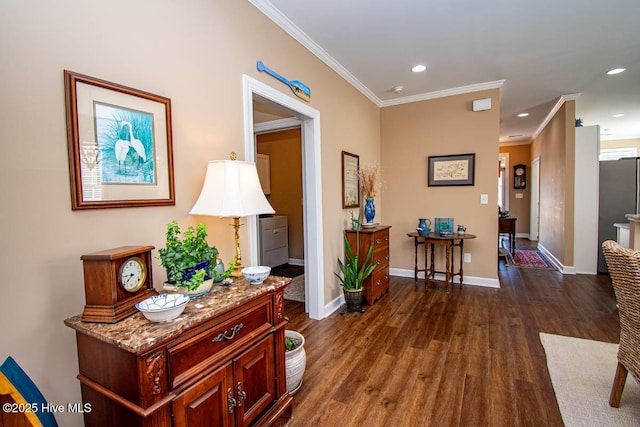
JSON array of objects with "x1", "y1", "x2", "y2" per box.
[
  {"x1": 540, "y1": 333, "x2": 640, "y2": 427},
  {"x1": 505, "y1": 249, "x2": 556, "y2": 269},
  {"x1": 284, "y1": 274, "x2": 305, "y2": 302}
]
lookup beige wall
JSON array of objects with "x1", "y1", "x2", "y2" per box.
[
  {"x1": 0, "y1": 1, "x2": 380, "y2": 425},
  {"x1": 257, "y1": 129, "x2": 304, "y2": 260},
  {"x1": 500, "y1": 144, "x2": 531, "y2": 234},
  {"x1": 381, "y1": 89, "x2": 501, "y2": 281},
  {"x1": 531, "y1": 101, "x2": 576, "y2": 265},
  {"x1": 601, "y1": 137, "x2": 640, "y2": 152}
]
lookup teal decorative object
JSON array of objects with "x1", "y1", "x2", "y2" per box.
[{"x1": 257, "y1": 61, "x2": 311, "y2": 102}]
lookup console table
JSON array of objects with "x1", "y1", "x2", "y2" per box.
[
  {"x1": 499, "y1": 217, "x2": 517, "y2": 254},
  {"x1": 406, "y1": 232, "x2": 476, "y2": 291},
  {"x1": 64, "y1": 276, "x2": 293, "y2": 427}
]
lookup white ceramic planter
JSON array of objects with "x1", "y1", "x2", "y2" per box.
[{"x1": 285, "y1": 330, "x2": 306, "y2": 394}]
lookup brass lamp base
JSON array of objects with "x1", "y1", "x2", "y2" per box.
[{"x1": 231, "y1": 217, "x2": 244, "y2": 277}]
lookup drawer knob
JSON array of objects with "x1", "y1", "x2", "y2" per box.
[{"x1": 212, "y1": 323, "x2": 244, "y2": 343}]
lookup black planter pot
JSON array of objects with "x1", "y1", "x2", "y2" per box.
[{"x1": 341, "y1": 288, "x2": 365, "y2": 314}]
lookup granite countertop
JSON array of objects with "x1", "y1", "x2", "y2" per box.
[{"x1": 64, "y1": 276, "x2": 291, "y2": 354}]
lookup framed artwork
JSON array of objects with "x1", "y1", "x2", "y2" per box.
[
  {"x1": 428, "y1": 153, "x2": 475, "y2": 186},
  {"x1": 64, "y1": 70, "x2": 175, "y2": 210},
  {"x1": 342, "y1": 151, "x2": 360, "y2": 208}
]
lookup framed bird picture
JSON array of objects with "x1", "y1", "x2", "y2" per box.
[{"x1": 64, "y1": 70, "x2": 175, "y2": 210}]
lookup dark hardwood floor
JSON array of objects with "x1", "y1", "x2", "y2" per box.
[{"x1": 284, "y1": 239, "x2": 620, "y2": 426}]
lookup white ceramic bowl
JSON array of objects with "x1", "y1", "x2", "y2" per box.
[
  {"x1": 241, "y1": 266, "x2": 271, "y2": 285},
  {"x1": 135, "y1": 293, "x2": 189, "y2": 322}
]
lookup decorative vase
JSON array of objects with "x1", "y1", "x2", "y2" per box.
[
  {"x1": 417, "y1": 218, "x2": 431, "y2": 235},
  {"x1": 285, "y1": 330, "x2": 306, "y2": 394},
  {"x1": 212, "y1": 258, "x2": 225, "y2": 282},
  {"x1": 364, "y1": 198, "x2": 375, "y2": 224}
]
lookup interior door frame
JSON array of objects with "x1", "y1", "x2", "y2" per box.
[
  {"x1": 530, "y1": 156, "x2": 540, "y2": 241},
  {"x1": 242, "y1": 75, "x2": 324, "y2": 320}
]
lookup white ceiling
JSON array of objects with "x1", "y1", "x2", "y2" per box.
[{"x1": 250, "y1": 0, "x2": 640, "y2": 143}]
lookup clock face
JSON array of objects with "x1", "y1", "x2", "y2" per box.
[
  {"x1": 515, "y1": 167, "x2": 524, "y2": 176},
  {"x1": 119, "y1": 257, "x2": 147, "y2": 292}
]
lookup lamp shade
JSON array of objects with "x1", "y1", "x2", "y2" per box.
[{"x1": 189, "y1": 160, "x2": 275, "y2": 217}]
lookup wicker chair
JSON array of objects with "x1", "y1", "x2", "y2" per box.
[{"x1": 601, "y1": 240, "x2": 640, "y2": 407}]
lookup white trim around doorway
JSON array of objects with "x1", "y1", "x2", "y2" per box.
[{"x1": 242, "y1": 75, "x2": 325, "y2": 320}]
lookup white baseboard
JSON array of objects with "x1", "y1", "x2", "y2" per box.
[
  {"x1": 325, "y1": 293, "x2": 345, "y2": 316},
  {"x1": 288, "y1": 258, "x2": 304, "y2": 266},
  {"x1": 390, "y1": 268, "x2": 500, "y2": 288},
  {"x1": 537, "y1": 244, "x2": 576, "y2": 274}
]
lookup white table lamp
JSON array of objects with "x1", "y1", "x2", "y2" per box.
[{"x1": 189, "y1": 152, "x2": 274, "y2": 276}]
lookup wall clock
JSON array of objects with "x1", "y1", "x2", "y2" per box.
[
  {"x1": 81, "y1": 245, "x2": 157, "y2": 323},
  {"x1": 514, "y1": 164, "x2": 527, "y2": 189}
]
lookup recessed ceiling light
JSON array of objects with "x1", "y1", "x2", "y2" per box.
[
  {"x1": 607, "y1": 68, "x2": 626, "y2": 75},
  {"x1": 612, "y1": 113, "x2": 625, "y2": 117},
  {"x1": 411, "y1": 64, "x2": 427, "y2": 73},
  {"x1": 517, "y1": 113, "x2": 529, "y2": 118}
]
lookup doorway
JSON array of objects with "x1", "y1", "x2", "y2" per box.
[{"x1": 242, "y1": 75, "x2": 324, "y2": 320}]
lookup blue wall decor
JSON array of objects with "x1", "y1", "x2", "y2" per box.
[{"x1": 257, "y1": 60, "x2": 311, "y2": 102}]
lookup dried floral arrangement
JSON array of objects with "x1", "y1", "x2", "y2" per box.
[{"x1": 359, "y1": 165, "x2": 380, "y2": 199}]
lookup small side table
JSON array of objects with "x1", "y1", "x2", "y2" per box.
[
  {"x1": 498, "y1": 217, "x2": 516, "y2": 254},
  {"x1": 406, "y1": 232, "x2": 477, "y2": 291}
]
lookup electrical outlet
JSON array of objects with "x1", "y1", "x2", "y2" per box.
[
  {"x1": 463, "y1": 253, "x2": 471, "y2": 263},
  {"x1": 480, "y1": 194, "x2": 489, "y2": 204}
]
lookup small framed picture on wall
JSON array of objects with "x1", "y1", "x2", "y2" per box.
[{"x1": 342, "y1": 151, "x2": 360, "y2": 208}]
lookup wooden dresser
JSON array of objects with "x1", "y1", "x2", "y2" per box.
[
  {"x1": 64, "y1": 277, "x2": 292, "y2": 427},
  {"x1": 345, "y1": 225, "x2": 391, "y2": 305}
]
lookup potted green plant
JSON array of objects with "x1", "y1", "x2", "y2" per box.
[
  {"x1": 158, "y1": 220, "x2": 222, "y2": 294},
  {"x1": 334, "y1": 232, "x2": 376, "y2": 313}
]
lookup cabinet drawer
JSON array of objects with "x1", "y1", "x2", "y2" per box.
[
  {"x1": 262, "y1": 226, "x2": 288, "y2": 251},
  {"x1": 263, "y1": 247, "x2": 289, "y2": 268},
  {"x1": 261, "y1": 216, "x2": 287, "y2": 230},
  {"x1": 372, "y1": 249, "x2": 389, "y2": 269},
  {"x1": 372, "y1": 229, "x2": 390, "y2": 251},
  {"x1": 366, "y1": 267, "x2": 389, "y2": 304},
  {"x1": 168, "y1": 298, "x2": 273, "y2": 389}
]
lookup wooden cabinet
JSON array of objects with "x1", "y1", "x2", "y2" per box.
[
  {"x1": 172, "y1": 336, "x2": 274, "y2": 427},
  {"x1": 65, "y1": 278, "x2": 292, "y2": 427},
  {"x1": 345, "y1": 225, "x2": 391, "y2": 305},
  {"x1": 260, "y1": 216, "x2": 289, "y2": 267}
]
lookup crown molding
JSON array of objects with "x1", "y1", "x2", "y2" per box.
[
  {"x1": 532, "y1": 93, "x2": 580, "y2": 140},
  {"x1": 248, "y1": 0, "x2": 382, "y2": 106},
  {"x1": 381, "y1": 80, "x2": 506, "y2": 108}
]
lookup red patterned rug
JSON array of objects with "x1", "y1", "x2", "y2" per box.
[{"x1": 505, "y1": 249, "x2": 556, "y2": 270}]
